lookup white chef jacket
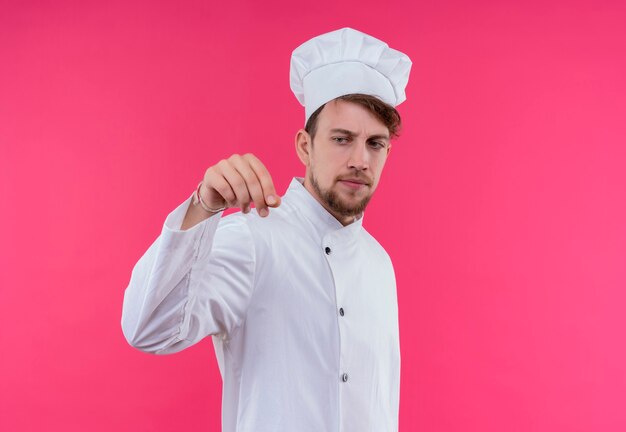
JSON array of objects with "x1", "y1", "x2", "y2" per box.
[{"x1": 121, "y1": 177, "x2": 400, "y2": 432}]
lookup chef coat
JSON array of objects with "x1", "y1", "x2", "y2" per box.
[{"x1": 121, "y1": 177, "x2": 400, "y2": 432}]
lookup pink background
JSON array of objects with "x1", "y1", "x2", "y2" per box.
[{"x1": 1, "y1": 0, "x2": 625, "y2": 430}]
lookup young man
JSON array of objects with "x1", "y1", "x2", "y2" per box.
[{"x1": 122, "y1": 28, "x2": 412, "y2": 431}]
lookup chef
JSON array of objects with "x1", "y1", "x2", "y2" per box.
[{"x1": 122, "y1": 27, "x2": 412, "y2": 432}]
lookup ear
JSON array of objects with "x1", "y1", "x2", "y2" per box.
[
  {"x1": 295, "y1": 129, "x2": 312, "y2": 166},
  {"x1": 386, "y1": 143, "x2": 392, "y2": 156}
]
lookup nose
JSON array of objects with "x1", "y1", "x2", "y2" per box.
[{"x1": 348, "y1": 140, "x2": 370, "y2": 171}]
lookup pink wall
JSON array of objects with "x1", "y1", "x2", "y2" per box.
[{"x1": 1, "y1": 0, "x2": 625, "y2": 430}]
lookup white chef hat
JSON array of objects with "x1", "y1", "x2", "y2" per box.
[{"x1": 290, "y1": 27, "x2": 412, "y2": 123}]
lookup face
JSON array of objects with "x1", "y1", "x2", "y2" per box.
[{"x1": 296, "y1": 99, "x2": 392, "y2": 225}]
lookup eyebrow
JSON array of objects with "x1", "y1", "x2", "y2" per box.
[{"x1": 330, "y1": 128, "x2": 390, "y2": 141}]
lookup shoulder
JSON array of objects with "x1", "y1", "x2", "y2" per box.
[
  {"x1": 360, "y1": 228, "x2": 394, "y2": 267},
  {"x1": 216, "y1": 204, "x2": 296, "y2": 241}
]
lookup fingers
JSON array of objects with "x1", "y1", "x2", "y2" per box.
[
  {"x1": 217, "y1": 159, "x2": 253, "y2": 212},
  {"x1": 244, "y1": 154, "x2": 281, "y2": 208},
  {"x1": 202, "y1": 154, "x2": 280, "y2": 217},
  {"x1": 204, "y1": 169, "x2": 236, "y2": 208},
  {"x1": 230, "y1": 156, "x2": 268, "y2": 216}
]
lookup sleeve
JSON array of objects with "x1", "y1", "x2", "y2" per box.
[{"x1": 121, "y1": 194, "x2": 256, "y2": 355}]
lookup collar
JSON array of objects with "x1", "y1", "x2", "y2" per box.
[{"x1": 282, "y1": 177, "x2": 364, "y2": 241}]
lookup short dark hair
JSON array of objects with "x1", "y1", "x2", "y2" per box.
[{"x1": 304, "y1": 93, "x2": 402, "y2": 139}]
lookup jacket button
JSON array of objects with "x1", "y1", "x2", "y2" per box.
[
  {"x1": 339, "y1": 307, "x2": 344, "y2": 316},
  {"x1": 341, "y1": 373, "x2": 349, "y2": 383},
  {"x1": 325, "y1": 246, "x2": 332, "y2": 255}
]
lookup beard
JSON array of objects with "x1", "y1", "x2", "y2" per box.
[{"x1": 309, "y1": 171, "x2": 374, "y2": 218}]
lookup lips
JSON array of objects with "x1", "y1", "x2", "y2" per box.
[
  {"x1": 337, "y1": 177, "x2": 371, "y2": 190},
  {"x1": 338, "y1": 177, "x2": 370, "y2": 186}
]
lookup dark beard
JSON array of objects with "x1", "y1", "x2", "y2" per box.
[{"x1": 310, "y1": 173, "x2": 372, "y2": 217}]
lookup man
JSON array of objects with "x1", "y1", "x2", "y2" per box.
[{"x1": 122, "y1": 28, "x2": 412, "y2": 432}]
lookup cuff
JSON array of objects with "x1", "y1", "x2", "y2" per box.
[{"x1": 160, "y1": 192, "x2": 224, "y2": 253}]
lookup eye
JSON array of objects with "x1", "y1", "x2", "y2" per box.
[
  {"x1": 332, "y1": 136, "x2": 349, "y2": 144},
  {"x1": 369, "y1": 141, "x2": 386, "y2": 150}
]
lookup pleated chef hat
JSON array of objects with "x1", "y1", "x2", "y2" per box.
[{"x1": 290, "y1": 27, "x2": 412, "y2": 123}]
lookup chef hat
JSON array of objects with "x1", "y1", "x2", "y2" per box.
[{"x1": 290, "y1": 27, "x2": 412, "y2": 122}]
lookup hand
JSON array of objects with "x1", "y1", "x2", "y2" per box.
[{"x1": 199, "y1": 153, "x2": 281, "y2": 217}]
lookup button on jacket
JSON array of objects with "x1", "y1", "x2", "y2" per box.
[{"x1": 121, "y1": 178, "x2": 400, "y2": 432}]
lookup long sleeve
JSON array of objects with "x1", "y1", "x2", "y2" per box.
[{"x1": 121, "y1": 195, "x2": 256, "y2": 354}]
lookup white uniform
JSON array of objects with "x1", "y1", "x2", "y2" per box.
[{"x1": 121, "y1": 177, "x2": 400, "y2": 432}]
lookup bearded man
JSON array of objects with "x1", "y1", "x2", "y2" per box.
[{"x1": 122, "y1": 27, "x2": 412, "y2": 432}]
